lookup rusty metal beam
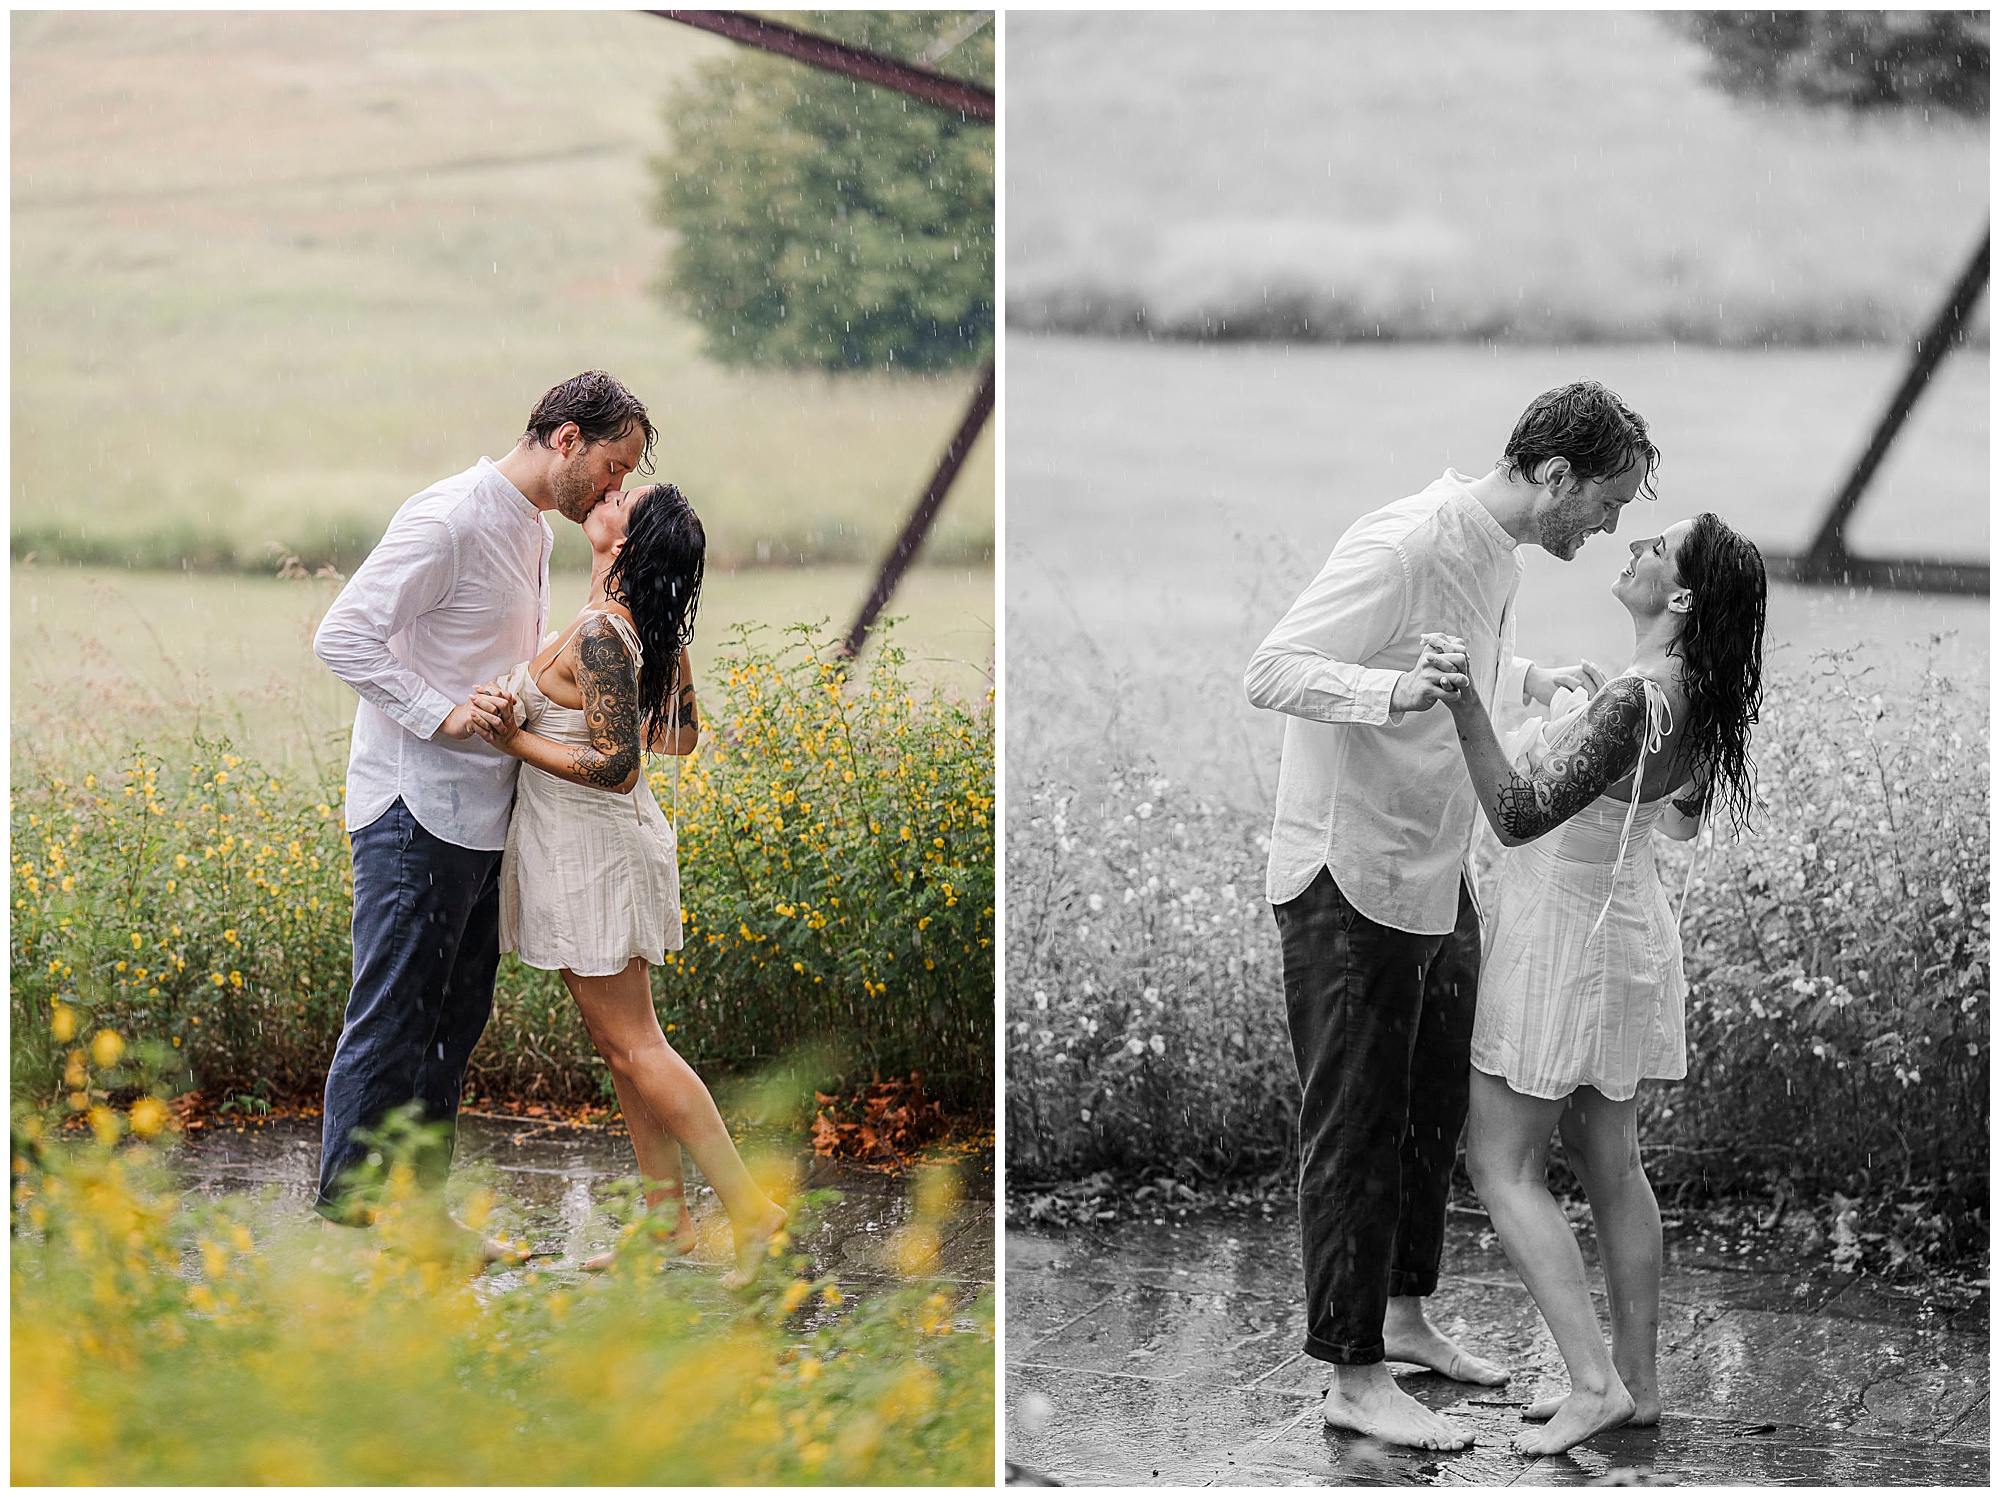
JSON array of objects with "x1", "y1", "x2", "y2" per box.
[
  {"x1": 650, "y1": 10, "x2": 994, "y2": 119},
  {"x1": 842, "y1": 358, "x2": 995, "y2": 660}
]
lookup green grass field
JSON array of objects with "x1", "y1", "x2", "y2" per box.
[
  {"x1": 12, "y1": 563, "x2": 993, "y2": 768},
  {"x1": 1006, "y1": 12, "x2": 1990, "y2": 344},
  {"x1": 12, "y1": 11, "x2": 993, "y2": 572}
]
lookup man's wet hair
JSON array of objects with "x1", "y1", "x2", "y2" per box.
[
  {"x1": 1501, "y1": 380, "x2": 1659, "y2": 499},
  {"x1": 523, "y1": 371, "x2": 657, "y2": 471}
]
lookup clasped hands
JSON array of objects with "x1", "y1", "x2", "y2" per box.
[
  {"x1": 437, "y1": 680, "x2": 522, "y2": 746},
  {"x1": 1393, "y1": 636, "x2": 1607, "y2": 717},
  {"x1": 1391, "y1": 633, "x2": 1477, "y2": 715}
]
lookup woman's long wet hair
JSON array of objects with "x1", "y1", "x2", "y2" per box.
[
  {"x1": 1671, "y1": 511, "x2": 1765, "y2": 833},
  {"x1": 603, "y1": 484, "x2": 705, "y2": 741}
]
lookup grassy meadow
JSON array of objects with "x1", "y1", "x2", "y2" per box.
[
  {"x1": 12, "y1": 11, "x2": 994, "y2": 573},
  {"x1": 12, "y1": 562, "x2": 995, "y2": 767},
  {"x1": 1006, "y1": 11, "x2": 1990, "y2": 344}
]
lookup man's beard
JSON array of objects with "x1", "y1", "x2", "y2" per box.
[
  {"x1": 549, "y1": 460, "x2": 601, "y2": 524},
  {"x1": 1541, "y1": 510, "x2": 1594, "y2": 561}
]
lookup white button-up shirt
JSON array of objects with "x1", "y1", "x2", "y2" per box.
[
  {"x1": 1245, "y1": 470, "x2": 1532, "y2": 934},
  {"x1": 314, "y1": 458, "x2": 552, "y2": 850}
]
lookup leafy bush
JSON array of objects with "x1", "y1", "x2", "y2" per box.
[
  {"x1": 10, "y1": 1064, "x2": 993, "y2": 1485},
  {"x1": 1004, "y1": 771, "x2": 1291, "y2": 1180},
  {"x1": 1654, "y1": 647, "x2": 1988, "y2": 1241},
  {"x1": 1006, "y1": 645, "x2": 1988, "y2": 1250},
  {"x1": 11, "y1": 626, "x2": 994, "y2": 1111},
  {"x1": 653, "y1": 10, "x2": 994, "y2": 372},
  {"x1": 1673, "y1": 11, "x2": 1988, "y2": 118}
]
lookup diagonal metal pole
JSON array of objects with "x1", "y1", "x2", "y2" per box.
[
  {"x1": 649, "y1": 10, "x2": 997, "y2": 649},
  {"x1": 1798, "y1": 225, "x2": 1989, "y2": 578},
  {"x1": 649, "y1": 10, "x2": 994, "y2": 119},
  {"x1": 841, "y1": 358, "x2": 995, "y2": 660}
]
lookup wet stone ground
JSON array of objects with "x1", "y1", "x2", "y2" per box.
[
  {"x1": 1007, "y1": 1209, "x2": 1988, "y2": 1486},
  {"x1": 172, "y1": 1113, "x2": 993, "y2": 1318}
]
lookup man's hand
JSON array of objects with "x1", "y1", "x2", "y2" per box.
[
  {"x1": 1391, "y1": 632, "x2": 1471, "y2": 715},
  {"x1": 437, "y1": 700, "x2": 503, "y2": 741},
  {"x1": 468, "y1": 685, "x2": 520, "y2": 746},
  {"x1": 1524, "y1": 659, "x2": 1607, "y2": 706}
]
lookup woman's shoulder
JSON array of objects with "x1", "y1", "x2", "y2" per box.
[{"x1": 573, "y1": 607, "x2": 643, "y2": 666}]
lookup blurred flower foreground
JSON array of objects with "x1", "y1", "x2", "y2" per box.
[{"x1": 12, "y1": 1074, "x2": 993, "y2": 1483}]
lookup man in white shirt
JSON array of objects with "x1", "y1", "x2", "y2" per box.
[
  {"x1": 312, "y1": 371, "x2": 653, "y2": 1223},
  {"x1": 1244, "y1": 381, "x2": 1657, "y2": 1449}
]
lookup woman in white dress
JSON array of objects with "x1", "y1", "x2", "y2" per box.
[
  {"x1": 467, "y1": 483, "x2": 786, "y2": 1286},
  {"x1": 1435, "y1": 511, "x2": 1765, "y2": 1456}
]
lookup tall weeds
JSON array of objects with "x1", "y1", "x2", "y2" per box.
[{"x1": 11, "y1": 626, "x2": 994, "y2": 1111}]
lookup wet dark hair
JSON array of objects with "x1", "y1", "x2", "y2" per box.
[
  {"x1": 523, "y1": 371, "x2": 657, "y2": 472},
  {"x1": 603, "y1": 484, "x2": 704, "y2": 740},
  {"x1": 1672, "y1": 511, "x2": 1766, "y2": 834},
  {"x1": 1501, "y1": 380, "x2": 1660, "y2": 500}
]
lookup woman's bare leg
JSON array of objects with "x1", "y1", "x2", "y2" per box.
[
  {"x1": 1565, "y1": 1089, "x2": 1662, "y2": 1423},
  {"x1": 600, "y1": 1067, "x2": 696, "y2": 1255},
  {"x1": 1465, "y1": 1069, "x2": 1633, "y2": 1456},
  {"x1": 563, "y1": 960, "x2": 786, "y2": 1283},
  {"x1": 1522, "y1": 1092, "x2": 1662, "y2": 1427}
]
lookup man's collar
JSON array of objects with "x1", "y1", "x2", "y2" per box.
[
  {"x1": 479, "y1": 457, "x2": 544, "y2": 523},
  {"x1": 1442, "y1": 469, "x2": 1518, "y2": 552}
]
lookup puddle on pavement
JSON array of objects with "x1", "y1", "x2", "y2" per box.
[
  {"x1": 173, "y1": 1113, "x2": 993, "y2": 1312},
  {"x1": 1006, "y1": 1208, "x2": 1988, "y2": 1487}
]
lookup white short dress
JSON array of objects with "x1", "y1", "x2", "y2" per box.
[
  {"x1": 496, "y1": 610, "x2": 683, "y2": 978},
  {"x1": 1470, "y1": 676, "x2": 1689, "y2": 1102}
]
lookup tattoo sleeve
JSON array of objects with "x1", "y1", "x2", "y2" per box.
[
  {"x1": 568, "y1": 616, "x2": 641, "y2": 789},
  {"x1": 1671, "y1": 783, "x2": 1706, "y2": 820},
  {"x1": 1489, "y1": 677, "x2": 1649, "y2": 842},
  {"x1": 675, "y1": 676, "x2": 700, "y2": 737}
]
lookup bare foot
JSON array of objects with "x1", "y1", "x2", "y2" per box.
[
  {"x1": 1524, "y1": 1386, "x2": 1658, "y2": 1427},
  {"x1": 1322, "y1": 1364, "x2": 1473, "y2": 1451},
  {"x1": 582, "y1": 1203, "x2": 700, "y2": 1273},
  {"x1": 720, "y1": 1200, "x2": 789, "y2": 1290},
  {"x1": 1513, "y1": 1384, "x2": 1637, "y2": 1457},
  {"x1": 1383, "y1": 1314, "x2": 1510, "y2": 1387}
]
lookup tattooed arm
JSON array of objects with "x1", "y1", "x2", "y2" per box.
[
  {"x1": 1444, "y1": 674, "x2": 1650, "y2": 847},
  {"x1": 644, "y1": 647, "x2": 701, "y2": 757},
  {"x1": 472, "y1": 616, "x2": 642, "y2": 793}
]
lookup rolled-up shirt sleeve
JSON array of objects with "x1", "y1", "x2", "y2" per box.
[
  {"x1": 1244, "y1": 534, "x2": 1410, "y2": 724},
  {"x1": 313, "y1": 516, "x2": 460, "y2": 740}
]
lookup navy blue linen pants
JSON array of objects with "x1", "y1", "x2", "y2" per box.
[
  {"x1": 1272, "y1": 867, "x2": 1480, "y2": 1365},
  {"x1": 315, "y1": 798, "x2": 504, "y2": 1219}
]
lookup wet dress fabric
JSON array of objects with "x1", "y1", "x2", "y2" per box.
[
  {"x1": 496, "y1": 610, "x2": 682, "y2": 978},
  {"x1": 1471, "y1": 676, "x2": 1689, "y2": 1102}
]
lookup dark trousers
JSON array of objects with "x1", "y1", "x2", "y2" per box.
[
  {"x1": 1272, "y1": 868, "x2": 1480, "y2": 1365},
  {"x1": 315, "y1": 798, "x2": 504, "y2": 1219}
]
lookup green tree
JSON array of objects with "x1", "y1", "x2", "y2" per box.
[
  {"x1": 1672, "y1": 11, "x2": 1988, "y2": 119},
  {"x1": 653, "y1": 11, "x2": 993, "y2": 373}
]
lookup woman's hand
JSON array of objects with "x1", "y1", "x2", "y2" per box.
[
  {"x1": 468, "y1": 683, "x2": 520, "y2": 750},
  {"x1": 1393, "y1": 632, "x2": 1474, "y2": 716},
  {"x1": 1524, "y1": 658, "x2": 1607, "y2": 706}
]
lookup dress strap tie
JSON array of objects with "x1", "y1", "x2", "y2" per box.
[{"x1": 1588, "y1": 678, "x2": 1672, "y2": 941}]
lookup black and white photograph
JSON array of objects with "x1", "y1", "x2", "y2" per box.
[{"x1": 1003, "y1": 11, "x2": 1988, "y2": 1487}]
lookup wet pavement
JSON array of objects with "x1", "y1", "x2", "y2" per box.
[
  {"x1": 1007, "y1": 1210, "x2": 1988, "y2": 1486},
  {"x1": 172, "y1": 1113, "x2": 994, "y2": 1311}
]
